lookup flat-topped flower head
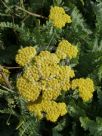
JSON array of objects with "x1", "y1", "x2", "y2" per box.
[
  {"x1": 49, "y1": 6, "x2": 72, "y2": 28},
  {"x1": 56, "y1": 40, "x2": 78, "y2": 60},
  {"x1": 71, "y1": 78, "x2": 94, "y2": 102},
  {"x1": 27, "y1": 100, "x2": 67, "y2": 122},
  {"x1": 16, "y1": 76, "x2": 41, "y2": 102},
  {"x1": 16, "y1": 46, "x2": 36, "y2": 66}
]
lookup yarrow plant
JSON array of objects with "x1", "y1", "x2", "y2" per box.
[{"x1": 1, "y1": 1, "x2": 101, "y2": 135}]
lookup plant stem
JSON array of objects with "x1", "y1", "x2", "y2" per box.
[
  {"x1": 16, "y1": 6, "x2": 47, "y2": 19},
  {"x1": 3, "y1": 66, "x2": 21, "y2": 69}
]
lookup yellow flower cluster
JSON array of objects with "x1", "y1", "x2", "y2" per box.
[
  {"x1": 27, "y1": 100, "x2": 67, "y2": 122},
  {"x1": 16, "y1": 48, "x2": 75, "y2": 102},
  {"x1": 71, "y1": 78, "x2": 95, "y2": 102},
  {"x1": 16, "y1": 42, "x2": 77, "y2": 122},
  {"x1": 16, "y1": 40, "x2": 94, "y2": 121},
  {"x1": 56, "y1": 40, "x2": 78, "y2": 60},
  {"x1": 0, "y1": 66, "x2": 10, "y2": 84},
  {"x1": 49, "y1": 6, "x2": 72, "y2": 28},
  {"x1": 16, "y1": 46, "x2": 36, "y2": 66}
]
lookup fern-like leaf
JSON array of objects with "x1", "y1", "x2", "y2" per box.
[
  {"x1": 80, "y1": 117, "x2": 102, "y2": 136},
  {"x1": 18, "y1": 116, "x2": 40, "y2": 136},
  {"x1": 94, "y1": 0, "x2": 102, "y2": 33},
  {"x1": 71, "y1": 6, "x2": 92, "y2": 41}
]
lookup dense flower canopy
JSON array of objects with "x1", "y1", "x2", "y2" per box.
[{"x1": 16, "y1": 39, "x2": 94, "y2": 121}]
